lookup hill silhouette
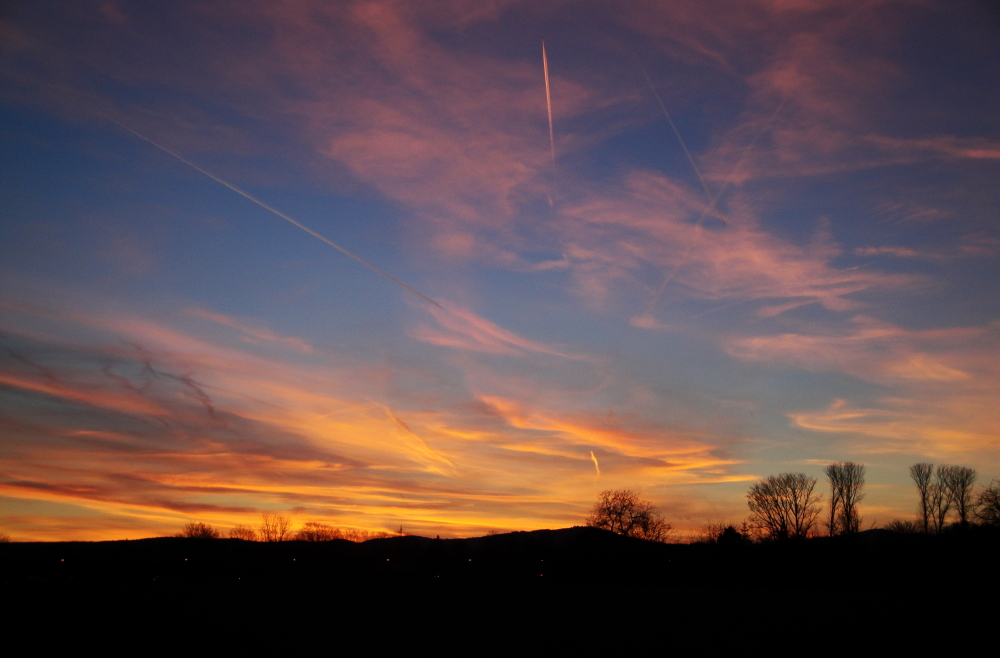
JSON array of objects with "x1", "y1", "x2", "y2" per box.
[{"x1": 3, "y1": 525, "x2": 997, "y2": 589}]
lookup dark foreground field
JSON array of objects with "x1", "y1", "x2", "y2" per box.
[{"x1": 4, "y1": 525, "x2": 997, "y2": 590}]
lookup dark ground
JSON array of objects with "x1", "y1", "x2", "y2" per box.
[
  {"x1": 4, "y1": 526, "x2": 995, "y2": 642},
  {"x1": 4, "y1": 525, "x2": 997, "y2": 589}
]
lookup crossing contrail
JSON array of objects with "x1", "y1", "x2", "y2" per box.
[
  {"x1": 635, "y1": 96, "x2": 789, "y2": 323},
  {"x1": 105, "y1": 116, "x2": 441, "y2": 308},
  {"x1": 635, "y1": 57, "x2": 725, "y2": 226},
  {"x1": 543, "y1": 39, "x2": 555, "y2": 166}
]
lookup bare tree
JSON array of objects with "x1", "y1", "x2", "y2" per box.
[
  {"x1": 259, "y1": 512, "x2": 292, "y2": 542},
  {"x1": 910, "y1": 463, "x2": 933, "y2": 533},
  {"x1": 585, "y1": 489, "x2": 674, "y2": 542},
  {"x1": 939, "y1": 465, "x2": 976, "y2": 528},
  {"x1": 746, "y1": 473, "x2": 822, "y2": 541},
  {"x1": 976, "y1": 479, "x2": 1000, "y2": 527},
  {"x1": 0, "y1": 532, "x2": 10, "y2": 543},
  {"x1": 229, "y1": 524, "x2": 258, "y2": 541},
  {"x1": 295, "y1": 521, "x2": 342, "y2": 541},
  {"x1": 825, "y1": 462, "x2": 865, "y2": 536},
  {"x1": 179, "y1": 521, "x2": 219, "y2": 539},
  {"x1": 929, "y1": 466, "x2": 952, "y2": 534}
]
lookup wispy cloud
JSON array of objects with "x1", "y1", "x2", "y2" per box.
[
  {"x1": 410, "y1": 303, "x2": 583, "y2": 359},
  {"x1": 186, "y1": 308, "x2": 313, "y2": 352}
]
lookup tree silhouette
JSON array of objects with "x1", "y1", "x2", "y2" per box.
[
  {"x1": 910, "y1": 463, "x2": 933, "y2": 533},
  {"x1": 585, "y1": 489, "x2": 673, "y2": 542},
  {"x1": 976, "y1": 479, "x2": 1000, "y2": 527},
  {"x1": 825, "y1": 462, "x2": 865, "y2": 536},
  {"x1": 939, "y1": 465, "x2": 976, "y2": 528},
  {"x1": 179, "y1": 522, "x2": 219, "y2": 539},
  {"x1": 258, "y1": 512, "x2": 291, "y2": 542},
  {"x1": 229, "y1": 524, "x2": 257, "y2": 541},
  {"x1": 295, "y1": 521, "x2": 342, "y2": 541},
  {"x1": 929, "y1": 466, "x2": 954, "y2": 534},
  {"x1": 746, "y1": 473, "x2": 821, "y2": 540},
  {"x1": 884, "y1": 519, "x2": 922, "y2": 533},
  {"x1": 698, "y1": 520, "x2": 749, "y2": 545}
]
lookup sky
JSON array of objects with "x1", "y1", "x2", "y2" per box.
[{"x1": 1, "y1": 0, "x2": 998, "y2": 541}]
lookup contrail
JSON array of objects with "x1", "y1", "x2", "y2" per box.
[
  {"x1": 636, "y1": 95, "x2": 789, "y2": 323},
  {"x1": 590, "y1": 450, "x2": 600, "y2": 477},
  {"x1": 104, "y1": 116, "x2": 442, "y2": 308},
  {"x1": 542, "y1": 39, "x2": 555, "y2": 166},
  {"x1": 635, "y1": 56, "x2": 725, "y2": 226}
]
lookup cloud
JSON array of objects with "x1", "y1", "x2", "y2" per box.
[
  {"x1": 728, "y1": 316, "x2": 1000, "y2": 459},
  {"x1": 410, "y1": 303, "x2": 582, "y2": 358},
  {"x1": 186, "y1": 308, "x2": 313, "y2": 352},
  {"x1": 867, "y1": 135, "x2": 1000, "y2": 161},
  {"x1": 556, "y1": 171, "x2": 910, "y2": 319},
  {"x1": 0, "y1": 297, "x2": 742, "y2": 539}
]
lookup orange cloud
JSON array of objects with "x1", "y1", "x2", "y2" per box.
[{"x1": 0, "y1": 299, "x2": 741, "y2": 540}]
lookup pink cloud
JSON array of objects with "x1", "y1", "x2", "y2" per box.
[
  {"x1": 554, "y1": 171, "x2": 910, "y2": 318},
  {"x1": 410, "y1": 303, "x2": 581, "y2": 358},
  {"x1": 185, "y1": 308, "x2": 313, "y2": 352}
]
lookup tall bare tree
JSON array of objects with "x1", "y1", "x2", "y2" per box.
[
  {"x1": 826, "y1": 462, "x2": 866, "y2": 535},
  {"x1": 930, "y1": 466, "x2": 953, "y2": 534},
  {"x1": 910, "y1": 463, "x2": 933, "y2": 533},
  {"x1": 586, "y1": 489, "x2": 673, "y2": 542},
  {"x1": 747, "y1": 473, "x2": 822, "y2": 540},
  {"x1": 939, "y1": 465, "x2": 976, "y2": 528},
  {"x1": 259, "y1": 512, "x2": 292, "y2": 542}
]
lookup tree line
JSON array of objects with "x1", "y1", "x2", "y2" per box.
[
  {"x1": 179, "y1": 512, "x2": 396, "y2": 543},
  {"x1": 586, "y1": 463, "x2": 1000, "y2": 544}
]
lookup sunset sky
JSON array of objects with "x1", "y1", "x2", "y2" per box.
[{"x1": 2, "y1": 0, "x2": 998, "y2": 541}]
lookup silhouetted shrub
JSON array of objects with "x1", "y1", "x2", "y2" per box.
[
  {"x1": 341, "y1": 528, "x2": 392, "y2": 542},
  {"x1": 884, "y1": 519, "x2": 922, "y2": 533},
  {"x1": 698, "y1": 520, "x2": 752, "y2": 545},
  {"x1": 229, "y1": 524, "x2": 257, "y2": 541},
  {"x1": 296, "y1": 521, "x2": 342, "y2": 541},
  {"x1": 180, "y1": 522, "x2": 219, "y2": 539}
]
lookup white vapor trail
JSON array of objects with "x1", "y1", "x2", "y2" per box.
[
  {"x1": 635, "y1": 58, "x2": 725, "y2": 227},
  {"x1": 636, "y1": 95, "x2": 789, "y2": 322},
  {"x1": 543, "y1": 39, "x2": 556, "y2": 167},
  {"x1": 590, "y1": 450, "x2": 600, "y2": 477},
  {"x1": 105, "y1": 116, "x2": 442, "y2": 308}
]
